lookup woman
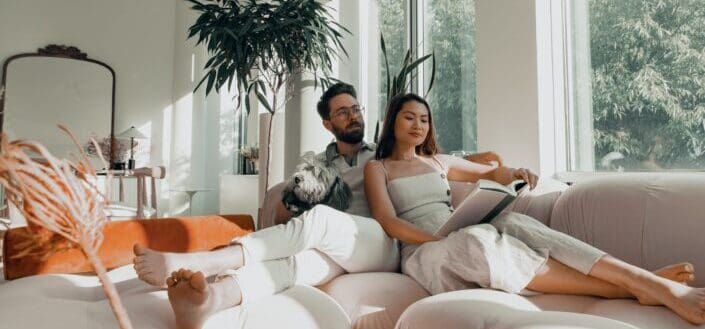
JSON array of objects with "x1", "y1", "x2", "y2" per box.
[{"x1": 363, "y1": 92, "x2": 705, "y2": 324}]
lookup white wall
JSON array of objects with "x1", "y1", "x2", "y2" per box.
[
  {"x1": 475, "y1": 0, "x2": 541, "y2": 172},
  {"x1": 0, "y1": 0, "x2": 179, "y2": 214},
  {"x1": 0, "y1": 0, "x2": 233, "y2": 216},
  {"x1": 170, "y1": 0, "x2": 215, "y2": 216}
]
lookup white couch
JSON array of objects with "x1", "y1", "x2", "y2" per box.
[
  {"x1": 269, "y1": 173, "x2": 705, "y2": 329},
  {"x1": 2, "y1": 173, "x2": 705, "y2": 329}
]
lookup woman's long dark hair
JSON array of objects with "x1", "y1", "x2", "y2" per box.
[{"x1": 376, "y1": 93, "x2": 440, "y2": 159}]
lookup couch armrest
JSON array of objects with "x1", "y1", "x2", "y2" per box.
[
  {"x1": 3, "y1": 214, "x2": 254, "y2": 280},
  {"x1": 259, "y1": 182, "x2": 288, "y2": 230},
  {"x1": 550, "y1": 173, "x2": 705, "y2": 285}
]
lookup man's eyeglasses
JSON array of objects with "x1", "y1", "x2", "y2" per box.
[{"x1": 332, "y1": 106, "x2": 365, "y2": 121}]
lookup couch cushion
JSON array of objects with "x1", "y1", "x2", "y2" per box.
[
  {"x1": 550, "y1": 173, "x2": 705, "y2": 286},
  {"x1": 0, "y1": 264, "x2": 350, "y2": 329},
  {"x1": 318, "y1": 272, "x2": 429, "y2": 329},
  {"x1": 508, "y1": 177, "x2": 568, "y2": 226},
  {"x1": 528, "y1": 294, "x2": 700, "y2": 329},
  {"x1": 397, "y1": 289, "x2": 637, "y2": 329},
  {"x1": 3, "y1": 215, "x2": 254, "y2": 280}
]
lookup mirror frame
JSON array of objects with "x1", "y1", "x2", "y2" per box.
[{"x1": 0, "y1": 44, "x2": 116, "y2": 166}]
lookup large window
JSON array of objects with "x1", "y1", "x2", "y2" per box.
[
  {"x1": 370, "y1": 0, "x2": 477, "y2": 153},
  {"x1": 566, "y1": 0, "x2": 705, "y2": 171},
  {"x1": 422, "y1": 0, "x2": 477, "y2": 152}
]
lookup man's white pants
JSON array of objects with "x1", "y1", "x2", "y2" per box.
[{"x1": 224, "y1": 205, "x2": 399, "y2": 303}]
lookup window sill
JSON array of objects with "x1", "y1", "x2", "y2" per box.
[{"x1": 553, "y1": 171, "x2": 705, "y2": 185}]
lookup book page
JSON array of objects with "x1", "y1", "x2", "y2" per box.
[{"x1": 434, "y1": 180, "x2": 529, "y2": 237}]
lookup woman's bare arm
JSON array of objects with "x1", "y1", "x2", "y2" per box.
[
  {"x1": 439, "y1": 154, "x2": 538, "y2": 189},
  {"x1": 364, "y1": 161, "x2": 440, "y2": 245}
]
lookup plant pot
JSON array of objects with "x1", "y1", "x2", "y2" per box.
[
  {"x1": 111, "y1": 162, "x2": 126, "y2": 170},
  {"x1": 258, "y1": 112, "x2": 285, "y2": 208}
]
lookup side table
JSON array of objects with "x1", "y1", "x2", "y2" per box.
[{"x1": 170, "y1": 188, "x2": 214, "y2": 216}]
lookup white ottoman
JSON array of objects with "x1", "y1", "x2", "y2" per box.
[
  {"x1": 395, "y1": 289, "x2": 637, "y2": 329},
  {"x1": 0, "y1": 265, "x2": 351, "y2": 329}
]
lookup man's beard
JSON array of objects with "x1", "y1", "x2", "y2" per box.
[{"x1": 332, "y1": 121, "x2": 365, "y2": 144}]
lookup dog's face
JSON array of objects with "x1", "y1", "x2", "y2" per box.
[
  {"x1": 289, "y1": 153, "x2": 339, "y2": 203},
  {"x1": 282, "y1": 152, "x2": 352, "y2": 216}
]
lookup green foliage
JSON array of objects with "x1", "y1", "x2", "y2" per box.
[
  {"x1": 375, "y1": 34, "x2": 435, "y2": 142},
  {"x1": 590, "y1": 0, "x2": 705, "y2": 170},
  {"x1": 381, "y1": 35, "x2": 435, "y2": 101},
  {"x1": 185, "y1": 0, "x2": 349, "y2": 114},
  {"x1": 424, "y1": 0, "x2": 476, "y2": 152},
  {"x1": 377, "y1": 0, "x2": 476, "y2": 152},
  {"x1": 377, "y1": 0, "x2": 406, "y2": 112}
]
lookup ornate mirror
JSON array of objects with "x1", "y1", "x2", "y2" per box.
[
  {"x1": 0, "y1": 45, "x2": 115, "y2": 165},
  {"x1": 0, "y1": 45, "x2": 115, "y2": 217}
]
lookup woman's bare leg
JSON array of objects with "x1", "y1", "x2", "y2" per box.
[
  {"x1": 134, "y1": 244, "x2": 244, "y2": 287},
  {"x1": 167, "y1": 269, "x2": 242, "y2": 329},
  {"x1": 527, "y1": 258, "x2": 631, "y2": 298},
  {"x1": 589, "y1": 255, "x2": 705, "y2": 324},
  {"x1": 527, "y1": 258, "x2": 694, "y2": 303}
]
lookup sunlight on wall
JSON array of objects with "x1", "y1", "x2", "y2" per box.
[
  {"x1": 219, "y1": 86, "x2": 237, "y2": 161},
  {"x1": 191, "y1": 53, "x2": 195, "y2": 83},
  {"x1": 161, "y1": 104, "x2": 173, "y2": 216},
  {"x1": 170, "y1": 92, "x2": 195, "y2": 215},
  {"x1": 136, "y1": 123, "x2": 152, "y2": 167}
]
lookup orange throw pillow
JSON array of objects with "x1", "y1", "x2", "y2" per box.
[{"x1": 2, "y1": 215, "x2": 254, "y2": 280}]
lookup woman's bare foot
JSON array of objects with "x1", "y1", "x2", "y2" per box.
[
  {"x1": 628, "y1": 272, "x2": 705, "y2": 324},
  {"x1": 655, "y1": 263, "x2": 695, "y2": 284},
  {"x1": 167, "y1": 269, "x2": 218, "y2": 329},
  {"x1": 635, "y1": 263, "x2": 695, "y2": 306}
]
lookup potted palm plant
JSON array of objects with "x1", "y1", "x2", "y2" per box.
[{"x1": 186, "y1": 0, "x2": 349, "y2": 203}]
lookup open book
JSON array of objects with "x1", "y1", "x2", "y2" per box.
[{"x1": 435, "y1": 179, "x2": 529, "y2": 237}]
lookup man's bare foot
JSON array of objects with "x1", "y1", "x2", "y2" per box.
[
  {"x1": 133, "y1": 245, "x2": 205, "y2": 287},
  {"x1": 635, "y1": 263, "x2": 695, "y2": 306},
  {"x1": 133, "y1": 244, "x2": 245, "y2": 287},
  {"x1": 167, "y1": 269, "x2": 218, "y2": 329}
]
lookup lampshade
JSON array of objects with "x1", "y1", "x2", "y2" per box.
[{"x1": 117, "y1": 126, "x2": 147, "y2": 139}]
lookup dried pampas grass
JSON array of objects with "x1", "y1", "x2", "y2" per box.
[{"x1": 0, "y1": 125, "x2": 133, "y2": 329}]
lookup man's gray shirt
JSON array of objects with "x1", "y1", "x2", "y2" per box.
[{"x1": 320, "y1": 141, "x2": 376, "y2": 218}]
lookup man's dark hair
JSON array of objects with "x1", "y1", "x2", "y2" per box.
[{"x1": 316, "y1": 82, "x2": 357, "y2": 120}]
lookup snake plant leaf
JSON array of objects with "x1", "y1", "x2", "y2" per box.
[{"x1": 425, "y1": 53, "x2": 436, "y2": 98}]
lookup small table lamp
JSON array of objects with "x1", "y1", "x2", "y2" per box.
[{"x1": 117, "y1": 126, "x2": 147, "y2": 170}]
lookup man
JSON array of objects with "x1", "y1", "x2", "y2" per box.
[{"x1": 133, "y1": 82, "x2": 502, "y2": 329}]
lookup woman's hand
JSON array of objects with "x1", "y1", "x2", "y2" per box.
[{"x1": 511, "y1": 168, "x2": 538, "y2": 190}]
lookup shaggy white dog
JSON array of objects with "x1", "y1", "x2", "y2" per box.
[{"x1": 282, "y1": 152, "x2": 352, "y2": 216}]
